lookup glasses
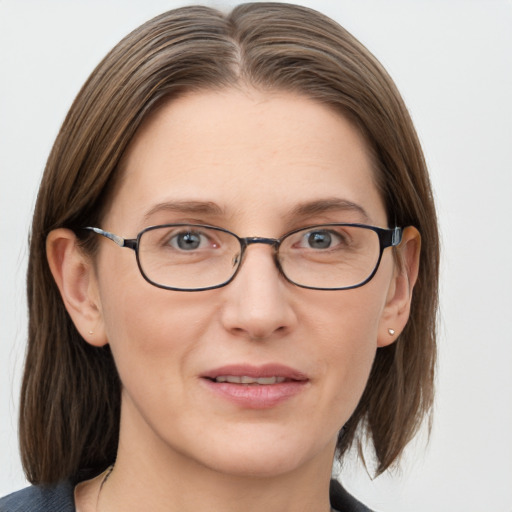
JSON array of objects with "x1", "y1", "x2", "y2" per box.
[{"x1": 84, "y1": 223, "x2": 402, "y2": 291}]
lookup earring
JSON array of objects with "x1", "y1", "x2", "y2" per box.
[
  {"x1": 88, "y1": 330, "x2": 94, "y2": 335},
  {"x1": 388, "y1": 328, "x2": 395, "y2": 336}
]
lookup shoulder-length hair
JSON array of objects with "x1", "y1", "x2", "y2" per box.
[{"x1": 21, "y1": 2, "x2": 438, "y2": 484}]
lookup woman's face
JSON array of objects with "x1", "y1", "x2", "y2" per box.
[{"x1": 90, "y1": 88, "x2": 400, "y2": 478}]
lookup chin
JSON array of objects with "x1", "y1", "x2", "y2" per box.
[
  {"x1": 180, "y1": 429, "x2": 335, "y2": 480},
  {"x1": 205, "y1": 451, "x2": 309, "y2": 479}
]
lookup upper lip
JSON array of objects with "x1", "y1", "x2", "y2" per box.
[{"x1": 201, "y1": 364, "x2": 309, "y2": 381}]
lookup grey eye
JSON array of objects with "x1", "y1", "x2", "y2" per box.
[
  {"x1": 173, "y1": 231, "x2": 204, "y2": 250},
  {"x1": 306, "y1": 231, "x2": 333, "y2": 249}
]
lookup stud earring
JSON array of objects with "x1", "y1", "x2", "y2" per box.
[
  {"x1": 388, "y1": 328, "x2": 395, "y2": 336},
  {"x1": 88, "y1": 330, "x2": 94, "y2": 335}
]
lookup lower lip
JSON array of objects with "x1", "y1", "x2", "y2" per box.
[{"x1": 201, "y1": 379, "x2": 308, "y2": 409}]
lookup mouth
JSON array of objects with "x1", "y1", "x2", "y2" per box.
[
  {"x1": 210, "y1": 375, "x2": 288, "y2": 384},
  {"x1": 200, "y1": 364, "x2": 309, "y2": 409},
  {"x1": 201, "y1": 364, "x2": 308, "y2": 384}
]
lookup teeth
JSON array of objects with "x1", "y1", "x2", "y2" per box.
[{"x1": 214, "y1": 376, "x2": 286, "y2": 384}]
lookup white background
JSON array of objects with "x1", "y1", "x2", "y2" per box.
[{"x1": 1, "y1": 1, "x2": 511, "y2": 510}]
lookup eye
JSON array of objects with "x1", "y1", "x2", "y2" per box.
[
  {"x1": 306, "y1": 231, "x2": 333, "y2": 249},
  {"x1": 298, "y1": 229, "x2": 343, "y2": 250},
  {"x1": 169, "y1": 230, "x2": 212, "y2": 251}
]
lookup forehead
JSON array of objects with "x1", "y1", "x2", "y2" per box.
[{"x1": 107, "y1": 88, "x2": 386, "y2": 232}]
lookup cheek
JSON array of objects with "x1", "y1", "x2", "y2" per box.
[
  {"x1": 99, "y1": 285, "x2": 221, "y2": 442},
  {"x1": 102, "y1": 286, "x2": 211, "y2": 361},
  {"x1": 96, "y1": 248, "x2": 215, "y2": 393},
  {"x1": 306, "y1": 285, "x2": 387, "y2": 415},
  {"x1": 97, "y1": 245, "x2": 202, "y2": 346}
]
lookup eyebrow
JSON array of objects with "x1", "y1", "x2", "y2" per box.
[
  {"x1": 287, "y1": 198, "x2": 371, "y2": 223},
  {"x1": 143, "y1": 200, "x2": 225, "y2": 222}
]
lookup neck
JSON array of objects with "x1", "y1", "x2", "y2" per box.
[
  {"x1": 107, "y1": 458, "x2": 334, "y2": 512},
  {"x1": 99, "y1": 402, "x2": 336, "y2": 512},
  {"x1": 104, "y1": 460, "x2": 333, "y2": 512}
]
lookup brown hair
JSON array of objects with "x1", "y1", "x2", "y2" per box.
[{"x1": 21, "y1": 2, "x2": 438, "y2": 484}]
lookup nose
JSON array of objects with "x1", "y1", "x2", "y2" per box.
[{"x1": 220, "y1": 243, "x2": 298, "y2": 340}]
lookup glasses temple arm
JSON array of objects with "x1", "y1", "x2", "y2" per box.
[
  {"x1": 391, "y1": 227, "x2": 402, "y2": 246},
  {"x1": 84, "y1": 227, "x2": 129, "y2": 247}
]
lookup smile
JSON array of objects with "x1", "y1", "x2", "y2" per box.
[
  {"x1": 213, "y1": 376, "x2": 287, "y2": 384},
  {"x1": 201, "y1": 364, "x2": 309, "y2": 409}
]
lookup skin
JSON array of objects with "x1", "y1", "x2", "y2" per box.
[{"x1": 48, "y1": 88, "x2": 420, "y2": 512}]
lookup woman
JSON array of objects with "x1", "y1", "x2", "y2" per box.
[{"x1": 0, "y1": 3, "x2": 438, "y2": 511}]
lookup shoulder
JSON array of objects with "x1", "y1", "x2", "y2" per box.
[
  {"x1": 330, "y1": 479, "x2": 376, "y2": 512},
  {"x1": 0, "y1": 481, "x2": 75, "y2": 512}
]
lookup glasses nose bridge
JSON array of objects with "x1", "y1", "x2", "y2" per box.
[
  {"x1": 237, "y1": 236, "x2": 281, "y2": 270},
  {"x1": 242, "y1": 236, "x2": 280, "y2": 249}
]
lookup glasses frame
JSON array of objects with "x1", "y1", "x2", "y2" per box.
[{"x1": 83, "y1": 223, "x2": 403, "y2": 292}]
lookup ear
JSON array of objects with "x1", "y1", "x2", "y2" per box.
[
  {"x1": 46, "y1": 228, "x2": 108, "y2": 347},
  {"x1": 377, "y1": 226, "x2": 421, "y2": 347}
]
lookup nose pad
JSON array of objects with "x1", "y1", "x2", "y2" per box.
[{"x1": 220, "y1": 245, "x2": 297, "y2": 340}]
